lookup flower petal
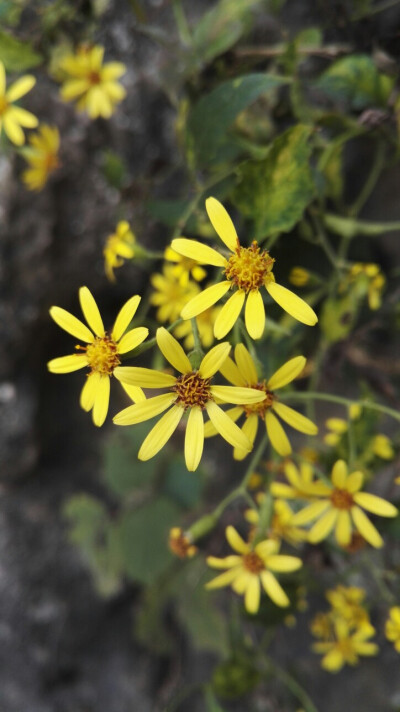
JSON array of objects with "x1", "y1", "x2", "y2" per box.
[
  {"x1": 114, "y1": 366, "x2": 176, "y2": 388},
  {"x1": 353, "y1": 492, "x2": 397, "y2": 517},
  {"x1": 330, "y1": 459, "x2": 347, "y2": 488},
  {"x1": 244, "y1": 576, "x2": 261, "y2": 614},
  {"x1": 265, "y1": 411, "x2": 291, "y2": 456},
  {"x1": 214, "y1": 290, "x2": 245, "y2": 339},
  {"x1": 112, "y1": 295, "x2": 141, "y2": 340},
  {"x1": 171, "y1": 238, "x2": 226, "y2": 267},
  {"x1": 80, "y1": 373, "x2": 100, "y2": 411},
  {"x1": 79, "y1": 286, "x2": 105, "y2": 336},
  {"x1": 245, "y1": 289, "x2": 265, "y2": 340},
  {"x1": 47, "y1": 354, "x2": 87, "y2": 373},
  {"x1": 3, "y1": 113, "x2": 25, "y2": 145},
  {"x1": 206, "y1": 400, "x2": 251, "y2": 451},
  {"x1": 266, "y1": 282, "x2": 318, "y2": 325},
  {"x1": 272, "y1": 402, "x2": 318, "y2": 435},
  {"x1": 267, "y1": 555, "x2": 302, "y2": 573},
  {"x1": 204, "y1": 406, "x2": 242, "y2": 437},
  {"x1": 351, "y1": 506, "x2": 383, "y2": 548},
  {"x1": 225, "y1": 526, "x2": 248, "y2": 554},
  {"x1": 335, "y1": 510, "x2": 352, "y2": 546},
  {"x1": 219, "y1": 356, "x2": 247, "y2": 387},
  {"x1": 49, "y1": 306, "x2": 94, "y2": 343},
  {"x1": 205, "y1": 197, "x2": 238, "y2": 252},
  {"x1": 0, "y1": 62, "x2": 5, "y2": 96},
  {"x1": 234, "y1": 414, "x2": 258, "y2": 461},
  {"x1": 199, "y1": 342, "x2": 231, "y2": 379},
  {"x1": 7, "y1": 106, "x2": 38, "y2": 127},
  {"x1": 92, "y1": 375, "x2": 110, "y2": 426},
  {"x1": 6, "y1": 75, "x2": 35, "y2": 102},
  {"x1": 119, "y1": 381, "x2": 146, "y2": 403},
  {"x1": 234, "y1": 343, "x2": 258, "y2": 385},
  {"x1": 205, "y1": 567, "x2": 242, "y2": 589},
  {"x1": 308, "y1": 508, "x2": 338, "y2": 543},
  {"x1": 113, "y1": 392, "x2": 175, "y2": 425},
  {"x1": 291, "y1": 500, "x2": 331, "y2": 526},
  {"x1": 267, "y1": 355, "x2": 306, "y2": 391},
  {"x1": 211, "y1": 385, "x2": 265, "y2": 404},
  {"x1": 206, "y1": 555, "x2": 242, "y2": 569},
  {"x1": 184, "y1": 407, "x2": 204, "y2": 471},
  {"x1": 181, "y1": 281, "x2": 231, "y2": 320},
  {"x1": 138, "y1": 405, "x2": 185, "y2": 460},
  {"x1": 346, "y1": 470, "x2": 364, "y2": 493},
  {"x1": 260, "y1": 571, "x2": 289, "y2": 607},
  {"x1": 117, "y1": 326, "x2": 149, "y2": 354},
  {"x1": 156, "y1": 326, "x2": 192, "y2": 374}
]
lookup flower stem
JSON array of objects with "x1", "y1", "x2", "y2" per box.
[
  {"x1": 280, "y1": 391, "x2": 400, "y2": 424},
  {"x1": 266, "y1": 660, "x2": 319, "y2": 712}
]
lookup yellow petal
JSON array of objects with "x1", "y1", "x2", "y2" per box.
[
  {"x1": 205, "y1": 197, "x2": 238, "y2": 252},
  {"x1": 80, "y1": 373, "x2": 100, "y2": 411},
  {"x1": 211, "y1": 385, "x2": 265, "y2": 405},
  {"x1": 214, "y1": 290, "x2": 245, "y2": 339},
  {"x1": 156, "y1": 327, "x2": 192, "y2": 374},
  {"x1": 245, "y1": 289, "x2": 265, "y2": 339},
  {"x1": 0, "y1": 62, "x2": 5, "y2": 96},
  {"x1": 3, "y1": 113, "x2": 25, "y2": 145},
  {"x1": 266, "y1": 282, "x2": 318, "y2": 325},
  {"x1": 117, "y1": 326, "x2": 149, "y2": 354},
  {"x1": 219, "y1": 356, "x2": 246, "y2": 387},
  {"x1": 244, "y1": 576, "x2": 261, "y2": 614},
  {"x1": 199, "y1": 342, "x2": 231, "y2": 379},
  {"x1": 138, "y1": 405, "x2": 184, "y2": 460},
  {"x1": 335, "y1": 510, "x2": 352, "y2": 546},
  {"x1": 331, "y1": 460, "x2": 348, "y2": 488},
  {"x1": 351, "y1": 506, "x2": 383, "y2": 548},
  {"x1": 47, "y1": 354, "x2": 87, "y2": 373},
  {"x1": 79, "y1": 286, "x2": 105, "y2": 336},
  {"x1": 267, "y1": 555, "x2": 302, "y2": 573},
  {"x1": 49, "y1": 306, "x2": 94, "y2": 343},
  {"x1": 114, "y1": 366, "x2": 176, "y2": 388},
  {"x1": 6, "y1": 75, "x2": 35, "y2": 102},
  {"x1": 112, "y1": 295, "x2": 141, "y2": 340},
  {"x1": 234, "y1": 343, "x2": 258, "y2": 385},
  {"x1": 171, "y1": 238, "x2": 226, "y2": 267},
  {"x1": 205, "y1": 400, "x2": 251, "y2": 451},
  {"x1": 308, "y1": 509, "x2": 338, "y2": 543},
  {"x1": 265, "y1": 411, "x2": 291, "y2": 456},
  {"x1": 267, "y1": 355, "x2": 306, "y2": 391},
  {"x1": 92, "y1": 375, "x2": 110, "y2": 426},
  {"x1": 181, "y1": 281, "x2": 231, "y2": 320},
  {"x1": 226, "y1": 525, "x2": 249, "y2": 554},
  {"x1": 291, "y1": 500, "x2": 331, "y2": 525},
  {"x1": 113, "y1": 392, "x2": 175, "y2": 425},
  {"x1": 60, "y1": 79, "x2": 89, "y2": 101},
  {"x1": 353, "y1": 492, "x2": 397, "y2": 517},
  {"x1": 234, "y1": 414, "x2": 258, "y2": 460},
  {"x1": 204, "y1": 406, "x2": 243, "y2": 437},
  {"x1": 119, "y1": 381, "x2": 146, "y2": 403},
  {"x1": 184, "y1": 407, "x2": 204, "y2": 471},
  {"x1": 8, "y1": 106, "x2": 38, "y2": 127},
  {"x1": 272, "y1": 402, "x2": 318, "y2": 435},
  {"x1": 206, "y1": 555, "x2": 242, "y2": 569},
  {"x1": 205, "y1": 567, "x2": 242, "y2": 589},
  {"x1": 260, "y1": 571, "x2": 289, "y2": 607}
]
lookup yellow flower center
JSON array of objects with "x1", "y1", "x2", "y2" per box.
[
  {"x1": 168, "y1": 528, "x2": 196, "y2": 558},
  {"x1": 243, "y1": 382, "x2": 274, "y2": 418},
  {"x1": 173, "y1": 371, "x2": 211, "y2": 410},
  {"x1": 243, "y1": 551, "x2": 265, "y2": 574},
  {"x1": 88, "y1": 70, "x2": 101, "y2": 85},
  {"x1": 330, "y1": 488, "x2": 354, "y2": 510},
  {"x1": 224, "y1": 241, "x2": 274, "y2": 292},
  {"x1": 0, "y1": 96, "x2": 8, "y2": 116},
  {"x1": 78, "y1": 334, "x2": 120, "y2": 376},
  {"x1": 44, "y1": 151, "x2": 59, "y2": 172}
]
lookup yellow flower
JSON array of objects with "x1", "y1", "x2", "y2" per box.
[
  {"x1": 59, "y1": 45, "x2": 126, "y2": 119},
  {"x1": 324, "y1": 417, "x2": 348, "y2": 447},
  {"x1": 385, "y1": 606, "x2": 400, "y2": 652},
  {"x1": 245, "y1": 496, "x2": 308, "y2": 547},
  {"x1": 205, "y1": 344, "x2": 317, "y2": 458},
  {"x1": 372, "y1": 434, "x2": 394, "y2": 460},
  {"x1": 21, "y1": 124, "x2": 60, "y2": 191},
  {"x1": 168, "y1": 527, "x2": 197, "y2": 558},
  {"x1": 292, "y1": 459, "x2": 398, "y2": 548},
  {"x1": 270, "y1": 460, "x2": 319, "y2": 500},
  {"x1": 104, "y1": 221, "x2": 136, "y2": 281},
  {"x1": 206, "y1": 526, "x2": 302, "y2": 613},
  {"x1": 346, "y1": 263, "x2": 385, "y2": 311},
  {"x1": 0, "y1": 61, "x2": 38, "y2": 145},
  {"x1": 326, "y1": 585, "x2": 370, "y2": 630},
  {"x1": 150, "y1": 265, "x2": 200, "y2": 323},
  {"x1": 311, "y1": 612, "x2": 334, "y2": 640},
  {"x1": 173, "y1": 304, "x2": 221, "y2": 349},
  {"x1": 289, "y1": 267, "x2": 310, "y2": 287},
  {"x1": 47, "y1": 287, "x2": 148, "y2": 426},
  {"x1": 171, "y1": 198, "x2": 318, "y2": 340},
  {"x1": 313, "y1": 618, "x2": 378, "y2": 672},
  {"x1": 113, "y1": 328, "x2": 266, "y2": 471},
  {"x1": 164, "y1": 246, "x2": 207, "y2": 286}
]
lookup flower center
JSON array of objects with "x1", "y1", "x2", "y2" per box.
[
  {"x1": 243, "y1": 551, "x2": 265, "y2": 574},
  {"x1": 224, "y1": 242, "x2": 274, "y2": 292},
  {"x1": 173, "y1": 371, "x2": 211, "y2": 410},
  {"x1": 330, "y1": 488, "x2": 354, "y2": 510},
  {"x1": 44, "y1": 151, "x2": 59, "y2": 172},
  {"x1": 88, "y1": 70, "x2": 101, "y2": 85},
  {"x1": 78, "y1": 334, "x2": 120, "y2": 376},
  {"x1": 243, "y1": 382, "x2": 274, "y2": 418}
]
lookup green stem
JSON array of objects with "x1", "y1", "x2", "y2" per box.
[
  {"x1": 352, "y1": 0, "x2": 400, "y2": 18},
  {"x1": 280, "y1": 391, "x2": 400, "y2": 424},
  {"x1": 191, "y1": 317, "x2": 202, "y2": 353},
  {"x1": 266, "y1": 660, "x2": 319, "y2": 712},
  {"x1": 348, "y1": 140, "x2": 385, "y2": 218},
  {"x1": 172, "y1": 0, "x2": 192, "y2": 46},
  {"x1": 324, "y1": 213, "x2": 400, "y2": 240}
]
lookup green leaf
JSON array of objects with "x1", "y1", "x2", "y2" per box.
[
  {"x1": 232, "y1": 124, "x2": 315, "y2": 239},
  {"x1": 319, "y1": 293, "x2": 358, "y2": 344},
  {"x1": 315, "y1": 54, "x2": 394, "y2": 111},
  {"x1": 119, "y1": 497, "x2": 180, "y2": 584},
  {"x1": 163, "y1": 456, "x2": 203, "y2": 508},
  {"x1": 204, "y1": 687, "x2": 227, "y2": 712},
  {"x1": 186, "y1": 73, "x2": 288, "y2": 167},
  {"x1": 102, "y1": 424, "x2": 159, "y2": 497},
  {"x1": 135, "y1": 585, "x2": 174, "y2": 654},
  {"x1": 101, "y1": 150, "x2": 127, "y2": 190},
  {"x1": 0, "y1": 30, "x2": 42, "y2": 71}
]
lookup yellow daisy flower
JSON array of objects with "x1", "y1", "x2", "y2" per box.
[
  {"x1": 173, "y1": 303, "x2": 221, "y2": 349},
  {"x1": 204, "y1": 344, "x2": 317, "y2": 458},
  {"x1": 21, "y1": 124, "x2": 60, "y2": 191},
  {"x1": 206, "y1": 525, "x2": 302, "y2": 613},
  {"x1": 0, "y1": 61, "x2": 38, "y2": 146},
  {"x1": 164, "y1": 246, "x2": 207, "y2": 286},
  {"x1": 171, "y1": 198, "x2": 318, "y2": 340},
  {"x1": 59, "y1": 45, "x2": 126, "y2": 119},
  {"x1": 104, "y1": 221, "x2": 136, "y2": 282},
  {"x1": 326, "y1": 585, "x2": 371, "y2": 630},
  {"x1": 168, "y1": 527, "x2": 197, "y2": 558},
  {"x1": 385, "y1": 606, "x2": 400, "y2": 653},
  {"x1": 245, "y1": 496, "x2": 308, "y2": 547},
  {"x1": 113, "y1": 328, "x2": 266, "y2": 471},
  {"x1": 150, "y1": 264, "x2": 200, "y2": 323},
  {"x1": 47, "y1": 287, "x2": 148, "y2": 426},
  {"x1": 292, "y1": 459, "x2": 398, "y2": 548},
  {"x1": 313, "y1": 618, "x2": 378, "y2": 672},
  {"x1": 347, "y1": 262, "x2": 385, "y2": 311},
  {"x1": 270, "y1": 460, "x2": 320, "y2": 500}
]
